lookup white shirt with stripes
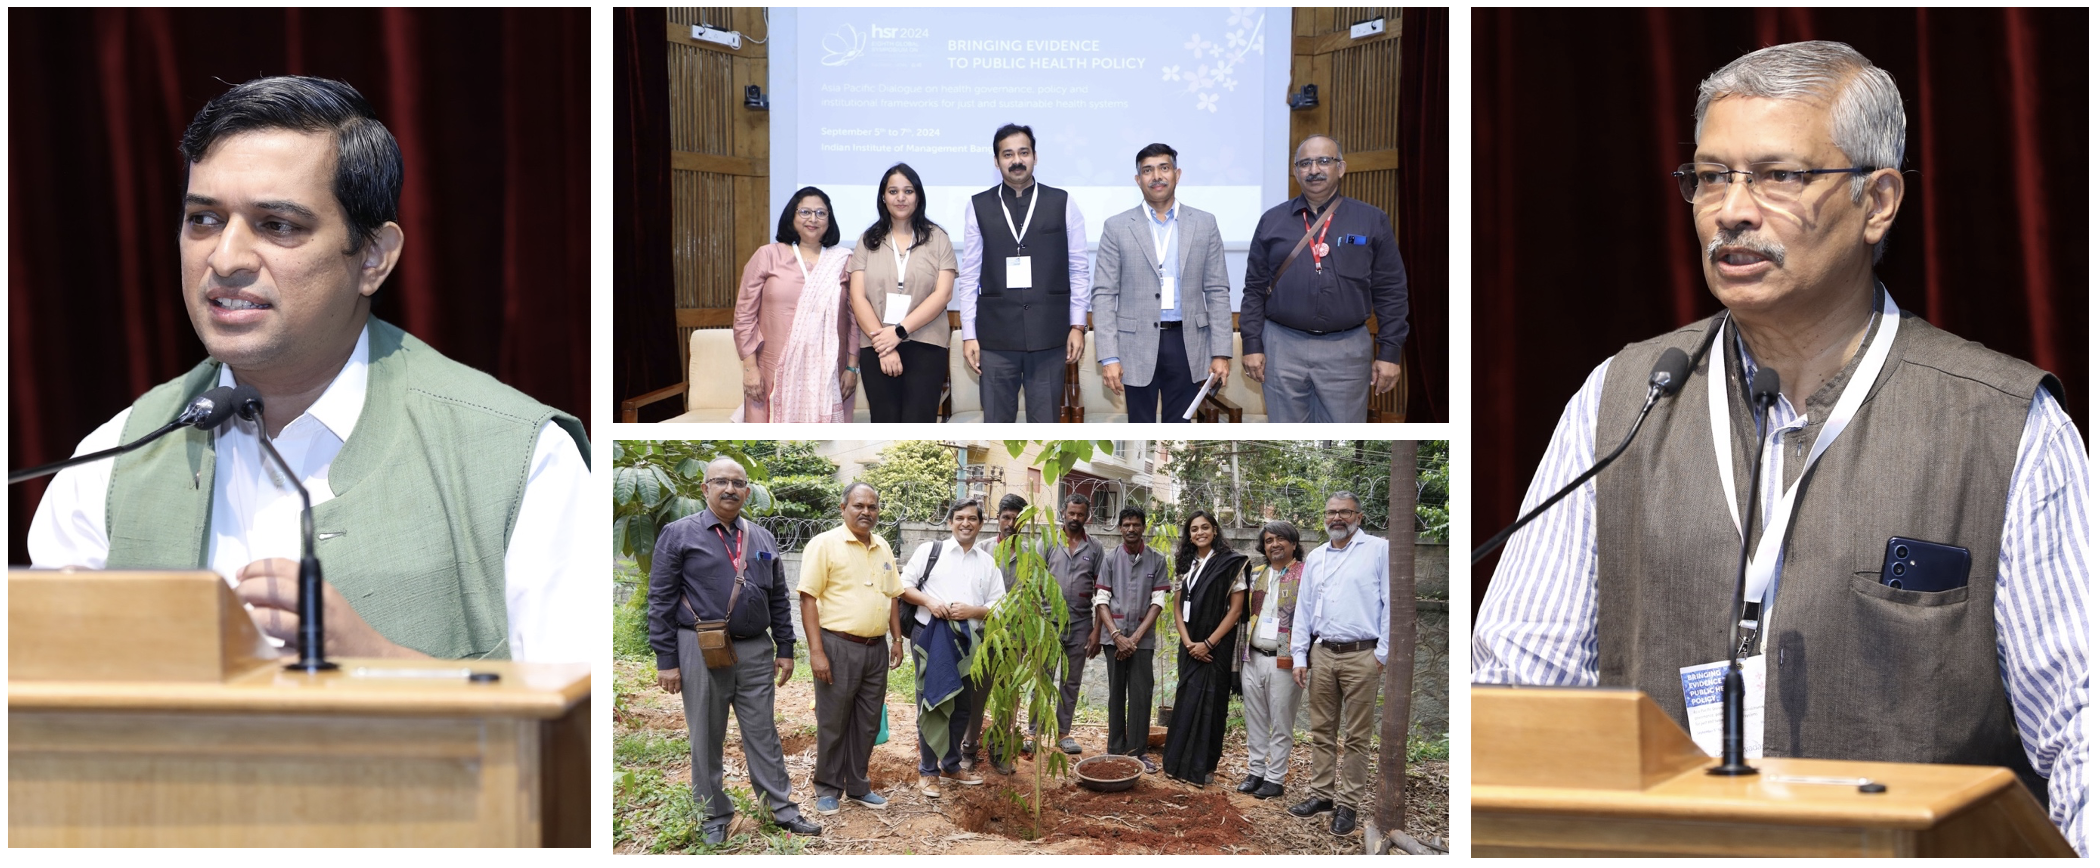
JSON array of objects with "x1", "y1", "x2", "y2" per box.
[{"x1": 1472, "y1": 352, "x2": 2089, "y2": 855}]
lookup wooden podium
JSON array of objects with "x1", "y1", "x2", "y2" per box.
[
  {"x1": 9, "y1": 569, "x2": 591, "y2": 847},
  {"x1": 1472, "y1": 686, "x2": 2072, "y2": 857}
]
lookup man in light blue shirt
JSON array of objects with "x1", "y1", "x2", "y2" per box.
[
  {"x1": 1091, "y1": 143, "x2": 1233, "y2": 422},
  {"x1": 1287, "y1": 491, "x2": 1389, "y2": 837}
]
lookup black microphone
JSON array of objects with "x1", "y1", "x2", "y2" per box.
[
  {"x1": 9, "y1": 386, "x2": 241, "y2": 484},
  {"x1": 1711, "y1": 365, "x2": 1779, "y2": 777},
  {"x1": 231, "y1": 385, "x2": 338, "y2": 673},
  {"x1": 1472, "y1": 347, "x2": 1693, "y2": 565}
]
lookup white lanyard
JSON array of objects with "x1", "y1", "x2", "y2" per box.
[
  {"x1": 999, "y1": 183, "x2": 1040, "y2": 246},
  {"x1": 791, "y1": 243, "x2": 820, "y2": 284},
  {"x1": 1709, "y1": 288, "x2": 1899, "y2": 628},
  {"x1": 1151, "y1": 203, "x2": 1176, "y2": 276},
  {"x1": 889, "y1": 235, "x2": 913, "y2": 291}
]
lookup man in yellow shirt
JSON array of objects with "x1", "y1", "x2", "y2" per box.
[{"x1": 798, "y1": 482, "x2": 905, "y2": 815}]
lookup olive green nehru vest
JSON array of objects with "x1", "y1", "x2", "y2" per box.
[
  {"x1": 104, "y1": 318, "x2": 589, "y2": 659},
  {"x1": 1593, "y1": 304, "x2": 2058, "y2": 800}
]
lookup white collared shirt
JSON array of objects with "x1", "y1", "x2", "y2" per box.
[
  {"x1": 26, "y1": 325, "x2": 594, "y2": 663},
  {"x1": 902, "y1": 535, "x2": 1007, "y2": 631}
]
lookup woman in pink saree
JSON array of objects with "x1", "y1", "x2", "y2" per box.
[{"x1": 732, "y1": 186, "x2": 858, "y2": 422}]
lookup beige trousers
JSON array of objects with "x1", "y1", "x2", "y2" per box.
[{"x1": 1306, "y1": 643, "x2": 1380, "y2": 810}]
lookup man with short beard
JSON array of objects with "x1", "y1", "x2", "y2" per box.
[
  {"x1": 1472, "y1": 41, "x2": 2085, "y2": 852},
  {"x1": 1288, "y1": 492, "x2": 1389, "y2": 837},
  {"x1": 1093, "y1": 505, "x2": 1168, "y2": 771},
  {"x1": 1041, "y1": 493, "x2": 1105, "y2": 755},
  {"x1": 649, "y1": 458, "x2": 819, "y2": 842}
]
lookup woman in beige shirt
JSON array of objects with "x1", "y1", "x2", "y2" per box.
[
  {"x1": 847, "y1": 163, "x2": 956, "y2": 423},
  {"x1": 733, "y1": 187, "x2": 857, "y2": 422}
]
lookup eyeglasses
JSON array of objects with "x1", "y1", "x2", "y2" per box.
[
  {"x1": 707, "y1": 478, "x2": 751, "y2": 489},
  {"x1": 796, "y1": 208, "x2": 829, "y2": 220},
  {"x1": 1293, "y1": 156, "x2": 1341, "y2": 170},
  {"x1": 1672, "y1": 162, "x2": 1870, "y2": 205},
  {"x1": 1325, "y1": 508, "x2": 1360, "y2": 517}
]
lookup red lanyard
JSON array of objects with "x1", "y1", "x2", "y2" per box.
[
  {"x1": 714, "y1": 524, "x2": 745, "y2": 581},
  {"x1": 1302, "y1": 210, "x2": 1334, "y2": 272}
]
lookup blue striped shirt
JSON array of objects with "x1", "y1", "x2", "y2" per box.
[{"x1": 1473, "y1": 355, "x2": 2089, "y2": 855}]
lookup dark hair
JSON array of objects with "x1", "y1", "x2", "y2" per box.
[
  {"x1": 860, "y1": 163, "x2": 939, "y2": 254},
  {"x1": 1259, "y1": 520, "x2": 1306, "y2": 564},
  {"x1": 997, "y1": 494, "x2": 1028, "y2": 515},
  {"x1": 841, "y1": 481, "x2": 879, "y2": 505},
  {"x1": 1175, "y1": 509, "x2": 1234, "y2": 576},
  {"x1": 775, "y1": 186, "x2": 841, "y2": 247},
  {"x1": 946, "y1": 499, "x2": 985, "y2": 521},
  {"x1": 993, "y1": 123, "x2": 1036, "y2": 153},
  {"x1": 1134, "y1": 143, "x2": 1178, "y2": 169},
  {"x1": 1062, "y1": 493, "x2": 1093, "y2": 513},
  {"x1": 1116, "y1": 505, "x2": 1148, "y2": 526},
  {"x1": 180, "y1": 76, "x2": 401, "y2": 255}
]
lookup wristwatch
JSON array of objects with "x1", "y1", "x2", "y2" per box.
[{"x1": 893, "y1": 323, "x2": 910, "y2": 341}]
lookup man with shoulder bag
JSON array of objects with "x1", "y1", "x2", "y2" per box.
[{"x1": 649, "y1": 458, "x2": 819, "y2": 843}]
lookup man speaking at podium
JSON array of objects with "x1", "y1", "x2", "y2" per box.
[
  {"x1": 25, "y1": 76, "x2": 592, "y2": 663},
  {"x1": 1471, "y1": 42, "x2": 2087, "y2": 852}
]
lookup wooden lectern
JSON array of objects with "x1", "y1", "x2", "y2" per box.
[
  {"x1": 1472, "y1": 686, "x2": 2072, "y2": 857},
  {"x1": 9, "y1": 569, "x2": 591, "y2": 847}
]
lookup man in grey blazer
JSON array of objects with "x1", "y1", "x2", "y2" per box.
[{"x1": 1090, "y1": 143, "x2": 1234, "y2": 422}]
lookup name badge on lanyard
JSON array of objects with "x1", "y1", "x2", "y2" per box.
[
  {"x1": 1001, "y1": 184, "x2": 1040, "y2": 290},
  {"x1": 884, "y1": 238, "x2": 913, "y2": 326},
  {"x1": 1709, "y1": 287, "x2": 1900, "y2": 652},
  {"x1": 1153, "y1": 206, "x2": 1177, "y2": 311}
]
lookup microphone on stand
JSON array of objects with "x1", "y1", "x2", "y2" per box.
[
  {"x1": 1711, "y1": 365, "x2": 1780, "y2": 777},
  {"x1": 229, "y1": 385, "x2": 337, "y2": 673},
  {"x1": 1472, "y1": 347, "x2": 1692, "y2": 565},
  {"x1": 9, "y1": 387, "x2": 242, "y2": 484}
]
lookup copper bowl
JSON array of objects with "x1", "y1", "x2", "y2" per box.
[
  {"x1": 1075, "y1": 754, "x2": 1143, "y2": 792},
  {"x1": 1147, "y1": 725, "x2": 1167, "y2": 748}
]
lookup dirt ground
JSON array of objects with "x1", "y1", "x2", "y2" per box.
[{"x1": 614, "y1": 659, "x2": 1448, "y2": 855}]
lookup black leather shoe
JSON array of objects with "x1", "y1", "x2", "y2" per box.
[
  {"x1": 776, "y1": 815, "x2": 821, "y2": 836},
  {"x1": 1237, "y1": 774, "x2": 1263, "y2": 794},
  {"x1": 1330, "y1": 806, "x2": 1358, "y2": 836},
  {"x1": 1288, "y1": 796, "x2": 1335, "y2": 817},
  {"x1": 1253, "y1": 781, "x2": 1285, "y2": 799},
  {"x1": 702, "y1": 824, "x2": 728, "y2": 845}
]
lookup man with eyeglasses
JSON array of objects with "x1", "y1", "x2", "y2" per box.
[
  {"x1": 1240, "y1": 135, "x2": 1410, "y2": 423},
  {"x1": 897, "y1": 499, "x2": 1006, "y2": 799},
  {"x1": 956, "y1": 123, "x2": 1092, "y2": 422},
  {"x1": 648, "y1": 457, "x2": 820, "y2": 842},
  {"x1": 1287, "y1": 492, "x2": 1389, "y2": 837},
  {"x1": 1091, "y1": 143, "x2": 1234, "y2": 422},
  {"x1": 1473, "y1": 41, "x2": 2086, "y2": 853}
]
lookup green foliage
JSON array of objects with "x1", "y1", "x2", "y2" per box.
[
  {"x1": 977, "y1": 507, "x2": 1076, "y2": 839},
  {"x1": 1415, "y1": 440, "x2": 1450, "y2": 543},
  {"x1": 615, "y1": 729, "x2": 691, "y2": 767},
  {"x1": 613, "y1": 440, "x2": 774, "y2": 574},
  {"x1": 1408, "y1": 731, "x2": 1451, "y2": 763},
  {"x1": 860, "y1": 440, "x2": 957, "y2": 521},
  {"x1": 745, "y1": 442, "x2": 842, "y2": 521},
  {"x1": 614, "y1": 558, "x2": 652, "y2": 661},
  {"x1": 1004, "y1": 439, "x2": 1112, "y2": 488}
]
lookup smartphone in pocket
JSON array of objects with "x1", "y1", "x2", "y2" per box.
[{"x1": 1881, "y1": 537, "x2": 1970, "y2": 592}]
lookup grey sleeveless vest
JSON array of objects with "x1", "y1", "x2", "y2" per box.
[{"x1": 1593, "y1": 303, "x2": 2057, "y2": 801}]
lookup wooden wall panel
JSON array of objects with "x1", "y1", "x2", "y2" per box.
[{"x1": 665, "y1": 7, "x2": 771, "y2": 376}]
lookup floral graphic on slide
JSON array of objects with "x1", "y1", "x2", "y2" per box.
[
  {"x1": 1161, "y1": 8, "x2": 1263, "y2": 114},
  {"x1": 820, "y1": 24, "x2": 866, "y2": 66}
]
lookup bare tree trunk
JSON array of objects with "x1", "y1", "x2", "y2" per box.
[{"x1": 1377, "y1": 441, "x2": 1419, "y2": 843}]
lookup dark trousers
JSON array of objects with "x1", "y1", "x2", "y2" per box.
[
  {"x1": 1104, "y1": 646, "x2": 1155, "y2": 756},
  {"x1": 812, "y1": 630, "x2": 888, "y2": 799},
  {"x1": 1126, "y1": 325, "x2": 1199, "y2": 423},
  {"x1": 860, "y1": 341, "x2": 946, "y2": 423},
  {"x1": 919, "y1": 675, "x2": 976, "y2": 775},
  {"x1": 980, "y1": 346, "x2": 1065, "y2": 422}
]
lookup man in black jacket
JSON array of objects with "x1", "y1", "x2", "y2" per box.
[{"x1": 650, "y1": 457, "x2": 821, "y2": 842}]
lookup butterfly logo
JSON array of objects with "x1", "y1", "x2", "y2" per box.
[{"x1": 821, "y1": 24, "x2": 867, "y2": 67}]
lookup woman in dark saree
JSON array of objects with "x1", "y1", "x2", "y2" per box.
[{"x1": 1163, "y1": 510, "x2": 1248, "y2": 785}]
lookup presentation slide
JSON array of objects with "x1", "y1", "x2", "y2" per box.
[{"x1": 771, "y1": 7, "x2": 1292, "y2": 305}]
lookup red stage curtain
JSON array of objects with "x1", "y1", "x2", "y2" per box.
[
  {"x1": 1472, "y1": 8, "x2": 2087, "y2": 613},
  {"x1": 1398, "y1": 7, "x2": 1450, "y2": 423},
  {"x1": 614, "y1": 7, "x2": 681, "y2": 423},
  {"x1": 8, "y1": 9, "x2": 590, "y2": 563}
]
